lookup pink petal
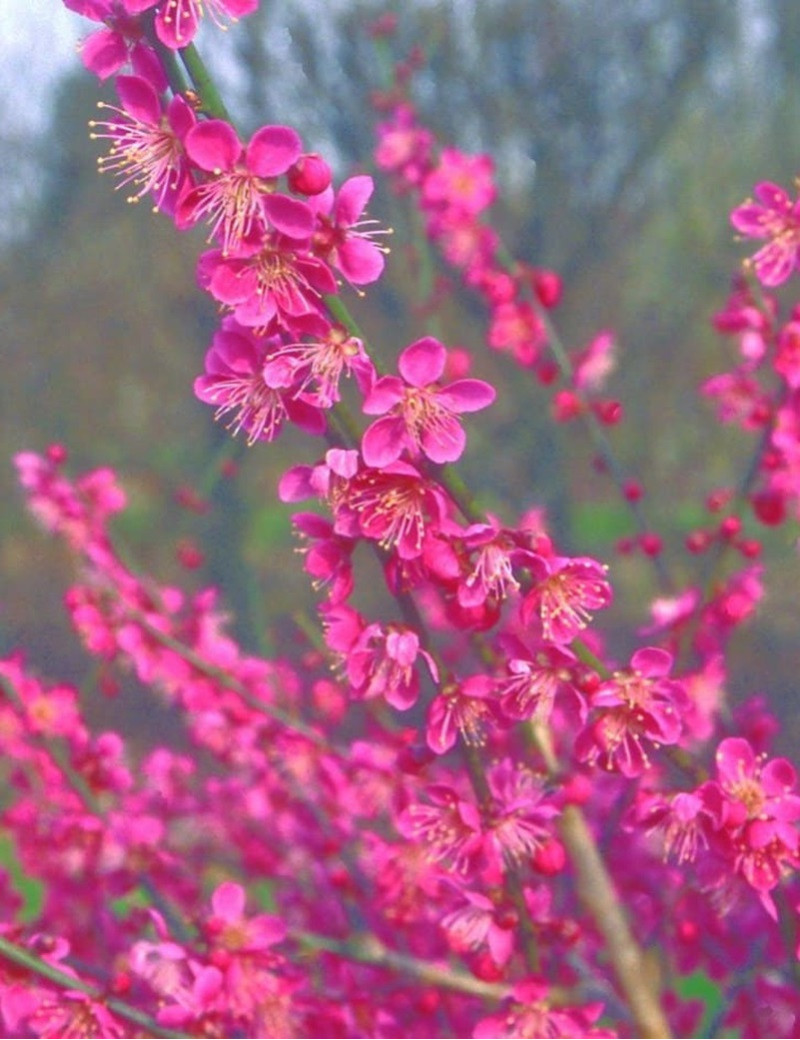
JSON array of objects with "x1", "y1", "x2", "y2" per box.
[
  {"x1": 362, "y1": 375, "x2": 405, "y2": 415},
  {"x1": 716, "y1": 737, "x2": 755, "y2": 782},
  {"x1": 326, "y1": 449, "x2": 359, "y2": 478},
  {"x1": 246, "y1": 125, "x2": 302, "y2": 177},
  {"x1": 421, "y1": 416, "x2": 466, "y2": 464},
  {"x1": 80, "y1": 28, "x2": 127, "y2": 79},
  {"x1": 286, "y1": 397, "x2": 327, "y2": 436},
  {"x1": 206, "y1": 261, "x2": 255, "y2": 306},
  {"x1": 211, "y1": 881, "x2": 245, "y2": 921},
  {"x1": 436, "y1": 378, "x2": 496, "y2": 413},
  {"x1": 167, "y1": 93, "x2": 197, "y2": 139},
  {"x1": 130, "y1": 42, "x2": 169, "y2": 93},
  {"x1": 116, "y1": 75, "x2": 161, "y2": 124},
  {"x1": 362, "y1": 416, "x2": 406, "y2": 467},
  {"x1": 337, "y1": 238, "x2": 385, "y2": 285},
  {"x1": 334, "y1": 175, "x2": 374, "y2": 225},
  {"x1": 386, "y1": 629, "x2": 420, "y2": 668},
  {"x1": 731, "y1": 203, "x2": 771, "y2": 237},
  {"x1": 185, "y1": 120, "x2": 242, "y2": 173},
  {"x1": 263, "y1": 194, "x2": 314, "y2": 238},
  {"x1": 752, "y1": 241, "x2": 798, "y2": 287},
  {"x1": 754, "y1": 181, "x2": 792, "y2": 210},
  {"x1": 630, "y1": 646, "x2": 673, "y2": 678},
  {"x1": 278, "y1": 466, "x2": 316, "y2": 502},
  {"x1": 220, "y1": 0, "x2": 259, "y2": 14},
  {"x1": 64, "y1": 0, "x2": 112, "y2": 16},
  {"x1": 155, "y1": 4, "x2": 200, "y2": 48},
  {"x1": 762, "y1": 756, "x2": 798, "y2": 793},
  {"x1": 487, "y1": 923, "x2": 515, "y2": 968},
  {"x1": 426, "y1": 696, "x2": 458, "y2": 754},
  {"x1": 399, "y1": 337, "x2": 446, "y2": 386}
]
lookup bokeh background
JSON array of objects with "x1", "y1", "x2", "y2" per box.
[{"x1": 2, "y1": 0, "x2": 800, "y2": 749}]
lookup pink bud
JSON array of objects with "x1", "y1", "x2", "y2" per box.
[
  {"x1": 532, "y1": 268, "x2": 563, "y2": 309},
  {"x1": 532, "y1": 838, "x2": 567, "y2": 875},
  {"x1": 288, "y1": 153, "x2": 332, "y2": 195}
]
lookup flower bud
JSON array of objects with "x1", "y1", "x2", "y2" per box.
[
  {"x1": 288, "y1": 152, "x2": 332, "y2": 195},
  {"x1": 532, "y1": 837, "x2": 566, "y2": 875}
]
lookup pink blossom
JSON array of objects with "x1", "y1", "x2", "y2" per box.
[
  {"x1": 426, "y1": 674, "x2": 501, "y2": 754},
  {"x1": 153, "y1": 0, "x2": 259, "y2": 50},
  {"x1": 206, "y1": 881, "x2": 286, "y2": 952},
  {"x1": 474, "y1": 980, "x2": 610, "y2": 1039},
  {"x1": 23, "y1": 989, "x2": 129, "y2": 1039},
  {"x1": 361, "y1": 336, "x2": 495, "y2": 466},
  {"x1": 712, "y1": 282, "x2": 774, "y2": 361},
  {"x1": 488, "y1": 300, "x2": 547, "y2": 367},
  {"x1": 193, "y1": 323, "x2": 325, "y2": 444},
  {"x1": 774, "y1": 320, "x2": 800, "y2": 388},
  {"x1": 494, "y1": 640, "x2": 579, "y2": 724},
  {"x1": 177, "y1": 121, "x2": 312, "y2": 253},
  {"x1": 575, "y1": 647, "x2": 688, "y2": 777},
  {"x1": 339, "y1": 460, "x2": 451, "y2": 559},
  {"x1": 292, "y1": 516, "x2": 355, "y2": 604},
  {"x1": 701, "y1": 370, "x2": 771, "y2": 429},
  {"x1": 457, "y1": 517, "x2": 543, "y2": 607},
  {"x1": 421, "y1": 149, "x2": 497, "y2": 216},
  {"x1": 398, "y1": 785, "x2": 483, "y2": 873},
  {"x1": 710, "y1": 737, "x2": 800, "y2": 903},
  {"x1": 572, "y1": 330, "x2": 617, "y2": 392},
  {"x1": 731, "y1": 181, "x2": 800, "y2": 286},
  {"x1": 323, "y1": 605, "x2": 437, "y2": 710},
  {"x1": 483, "y1": 758, "x2": 559, "y2": 870},
  {"x1": 440, "y1": 889, "x2": 516, "y2": 968},
  {"x1": 262, "y1": 316, "x2": 375, "y2": 407},
  {"x1": 65, "y1": 0, "x2": 167, "y2": 86},
  {"x1": 89, "y1": 74, "x2": 195, "y2": 215},
  {"x1": 520, "y1": 554, "x2": 612, "y2": 644},
  {"x1": 374, "y1": 103, "x2": 434, "y2": 183},
  {"x1": 197, "y1": 232, "x2": 337, "y2": 329},
  {"x1": 310, "y1": 175, "x2": 386, "y2": 285}
]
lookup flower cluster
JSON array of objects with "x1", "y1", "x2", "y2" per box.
[{"x1": 5, "y1": 5, "x2": 800, "y2": 1039}]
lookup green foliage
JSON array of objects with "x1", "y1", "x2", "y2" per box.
[{"x1": 0, "y1": 834, "x2": 44, "y2": 923}]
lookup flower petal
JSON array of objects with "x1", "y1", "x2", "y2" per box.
[
  {"x1": 362, "y1": 416, "x2": 406, "y2": 467},
  {"x1": 399, "y1": 337, "x2": 446, "y2": 386},
  {"x1": 247, "y1": 125, "x2": 303, "y2": 177},
  {"x1": 436, "y1": 378, "x2": 496, "y2": 413},
  {"x1": 185, "y1": 120, "x2": 242, "y2": 172}
]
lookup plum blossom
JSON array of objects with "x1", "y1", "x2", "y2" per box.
[
  {"x1": 421, "y1": 148, "x2": 497, "y2": 216},
  {"x1": 64, "y1": 0, "x2": 167, "y2": 86},
  {"x1": 262, "y1": 317, "x2": 375, "y2": 407},
  {"x1": 336, "y1": 459, "x2": 451, "y2": 559},
  {"x1": 398, "y1": 785, "x2": 483, "y2": 873},
  {"x1": 153, "y1": 0, "x2": 259, "y2": 50},
  {"x1": 575, "y1": 647, "x2": 688, "y2": 777},
  {"x1": 709, "y1": 737, "x2": 800, "y2": 906},
  {"x1": 426, "y1": 674, "x2": 501, "y2": 754},
  {"x1": 361, "y1": 336, "x2": 495, "y2": 467},
  {"x1": 730, "y1": 181, "x2": 800, "y2": 286},
  {"x1": 310, "y1": 175, "x2": 386, "y2": 285},
  {"x1": 194, "y1": 322, "x2": 325, "y2": 444},
  {"x1": 176, "y1": 120, "x2": 313, "y2": 253},
  {"x1": 440, "y1": 889, "x2": 516, "y2": 968},
  {"x1": 89, "y1": 74, "x2": 195, "y2": 215},
  {"x1": 520, "y1": 554, "x2": 612, "y2": 645},
  {"x1": 322, "y1": 604, "x2": 437, "y2": 710},
  {"x1": 198, "y1": 231, "x2": 337, "y2": 330},
  {"x1": 474, "y1": 980, "x2": 610, "y2": 1039}
]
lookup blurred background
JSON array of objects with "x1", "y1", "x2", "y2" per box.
[{"x1": 2, "y1": 0, "x2": 800, "y2": 748}]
